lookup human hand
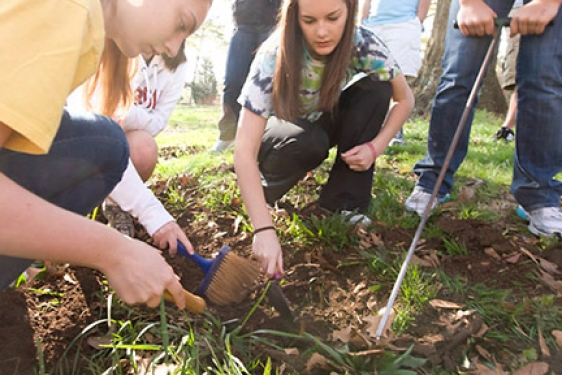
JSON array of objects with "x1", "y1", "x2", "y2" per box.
[
  {"x1": 456, "y1": 1, "x2": 497, "y2": 36},
  {"x1": 341, "y1": 142, "x2": 377, "y2": 171},
  {"x1": 152, "y1": 221, "x2": 193, "y2": 256},
  {"x1": 101, "y1": 237, "x2": 186, "y2": 309},
  {"x1": 510, "y1": 0, "x2": 558, "y2": 36},
  {"x1": 252, "y1": 229, "x2": 284, "y2": 277}
]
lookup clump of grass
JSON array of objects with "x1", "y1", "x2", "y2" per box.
[
  {"x1": 302, "y1": 212, "x2": 360, "y2": 252},
  {"x1": 442, "y1": 237, "x2": 468, "y2": 256}
]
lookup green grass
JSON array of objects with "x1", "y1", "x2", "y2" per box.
[{"x1": 46, "y1": 104, "x2": 561, "y2": 374}]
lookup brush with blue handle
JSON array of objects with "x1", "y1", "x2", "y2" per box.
[{"x1": 176, "y1": 242, "x2": 260, "y2": 306}]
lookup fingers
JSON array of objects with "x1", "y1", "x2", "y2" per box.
[
  {"x1": 252, "y1": 233, "x2": 284, "y2": 277},
  {"x1": 145, "y1": 294, "x2": 163, "y2": 308},
  {"x1": 341, "y1": 144, "x2": 374, "y2": 171},
  {"x1": 105, "y1": 240, "x2": 185, "y2": 309},
  {"x1": 164, "y1": 279, "x2": 186, "y2": 310},
  {"x1": 177, "y1": 236, "x2": 194, "y2": 256},
  {"x1": 276, "y1": 254, "x2": 284, "y2": 277},
  {"x1": 265, "y1": 259, "x2": 277, "y2": 277},
  {"x1": 135, "y1": 271, "x2": 185, "y2": 309},
  {"x1": 511, "y1": 17, "x2": 547, "y2": 36},
  {"x1": 458, "y1": 18, "x2": 495, "y2": 36},
  {"x1": 152, "y1": 222, "x2": 193, "y2": 256},
  {"x1": 456, "y1": 4, "x2": 496, "y2": 37}
]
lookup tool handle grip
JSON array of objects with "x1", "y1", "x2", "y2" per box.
[
  {"x1": 176, "y1": 241, "x2": 213, "y2": 274},
  {"x1": 454, "y1": 17, "x2": 553, "y2": 30},
  {"x1": 454, "y1": 17, "x2": 511, "y2": 29},
  {"x1": 164, "y1": 289, "x2": 206, "y2": 314}
]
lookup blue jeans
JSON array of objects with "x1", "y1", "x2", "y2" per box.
[
  {"x1": 218, "y1": 24, "x2": 275, "y2": 141},
  {"x1": 0, "y1": 109, "x2": 129, "y2": 290},
  {"x1": 413, "y1": 0, "x2": 562, "y2": 211}
]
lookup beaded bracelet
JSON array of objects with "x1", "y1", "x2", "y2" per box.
[
  {"x1": 253, "y1": 225, "x2": 275, "y2": 235},
  {"x1": 365, "y1": 142, "x2": 377, "y2": 161}
]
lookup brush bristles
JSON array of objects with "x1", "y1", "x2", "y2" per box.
[{"x1": 205, "y1": 252, "x2": 261, "y2": 305}]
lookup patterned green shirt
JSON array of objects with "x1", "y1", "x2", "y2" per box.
[{"x1": 239, "y1": 26, "x2": 401, "y2": 122}]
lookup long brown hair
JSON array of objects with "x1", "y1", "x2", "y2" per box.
[
  {"x1": 272, "y1": 0, "x2": 357, "y2": 121},
  {"x1": 84, "y1": 38, "x2": 135, "y2": 117}
]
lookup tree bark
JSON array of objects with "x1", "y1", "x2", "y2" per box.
[
  {"x1": 412, "y1": 0, "x2": 507, "y2": 117},
  {"x1": 412, "y1": 0, "x2": 450, "y2": 117},
  {"x1": 477, "y1": 60, "x2": 507, "y2": 115}
]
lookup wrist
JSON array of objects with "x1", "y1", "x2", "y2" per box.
[
  {"x1": 253, "y1": 225, "x2": 275, "y2": 235},
  {"x1": 365, "y1": 141, "x2": 377, "y2": 161}
]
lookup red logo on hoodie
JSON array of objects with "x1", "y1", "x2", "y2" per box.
[{"x1": 135, "y1": 87, "x2": 157, "y2": 109}]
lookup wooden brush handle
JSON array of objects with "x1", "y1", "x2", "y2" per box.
[{"x1": 163, "y1": 289, "x2": 206, "y2": 315}]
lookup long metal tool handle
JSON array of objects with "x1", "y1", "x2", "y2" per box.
[{"x1": 375, "y1": 25, "x2": 504, "y2": 340}]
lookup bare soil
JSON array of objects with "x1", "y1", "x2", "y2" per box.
[{"x1": 1, "y1": 148, "x2": 561, "y2": 374}]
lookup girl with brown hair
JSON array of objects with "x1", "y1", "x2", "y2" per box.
[{"x1": 234, "y1": 0, "x2": 414, "y2": 276}]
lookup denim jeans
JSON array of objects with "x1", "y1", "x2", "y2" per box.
[
  {"x1": 0, "y1": 109, "x2": 129, "y2": 290},
  {"x1": 218, "y1": 24, "x2": 275, "y2": 141},
  {"x1": 413, "y1": 0, "x2": 562, "y2": 211},
  {"x1": 258, "y1": 78, "x2": 392, "y2": 212}
]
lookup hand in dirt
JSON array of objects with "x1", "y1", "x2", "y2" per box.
[
  {"x1": 252, "y1": 229, "x2": 284, "y2": 277},
  {"x1": 341, "y1": 143, "x2": 375, "y2": 172},
  {"x1": 102, "y1": 237, "x2": 186, "y2": 309},
  {"x1": 510, "y1": 1, "x2": 558, "y2": 36},
  {"x1": 152, "y1": 221, "x2": 193, "y2": 256},
  {"x1": 456, "y1": 1, "x2": 497, "y2": 36}
]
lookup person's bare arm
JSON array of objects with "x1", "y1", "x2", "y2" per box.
[
  {"x1": 342, "y1": 74, "x2": 414, "y2": 170},
  {"x1": 417, "y1": 0, "x2": 431, "y2": 23},
  {"x1": 379, "y1": 74, "x2": 415, "y2": 151},
  {"x1": 0, "y1": 121, "x2": 185, "y2": 309},
  {"x1": 233, "y1": 109, "x2": 283, "y2": 277}
]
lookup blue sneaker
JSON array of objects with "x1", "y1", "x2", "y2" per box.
[{"x1": 516, "y1": 206, "x2": 528, "y2": 221}]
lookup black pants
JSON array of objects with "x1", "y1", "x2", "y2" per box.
[{"x1": 258, "y1": 78, "x2": 392, "y2": 212}]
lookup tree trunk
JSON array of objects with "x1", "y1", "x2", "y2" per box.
[
  {"x1": 412, "y1": 0, "x2": 450, "y2": 117},
  {"x1": 412, "y1": 0, "x2": 507, "y2": 117},
  {"x1": 476, "y1": 59, "x2": 507, "y2": 115}
]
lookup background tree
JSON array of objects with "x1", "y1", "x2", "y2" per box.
[
  {"x1": 412, "y1": 0, "x2": 507, "y2": 117},
  {"x1": 189, "y1": 57, "x2": 218, "y2": 105}
]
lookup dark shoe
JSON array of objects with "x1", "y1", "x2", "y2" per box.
[
  {"x1": 496, "y1": 126, "x2": 515, "y2": 142},
  {"x1": 102, "y1": 202, "x2": 135, "y2": 237}
]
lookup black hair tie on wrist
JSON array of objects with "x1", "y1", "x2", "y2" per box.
[{"x1": 253, "y1": 225, "x2": 275, "y2": 235}]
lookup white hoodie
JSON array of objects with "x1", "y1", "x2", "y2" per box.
[
  {"x1": 108, "y1": 54, "x2": 189, "y2": 235},
  {"x1": 121, "y1": 54, "x2": 189, "y2": 136},
  {"x1": 66, "y1": 53, "x2": 189, "y2": 236}
]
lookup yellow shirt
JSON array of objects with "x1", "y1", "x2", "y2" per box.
[{"x1": 0, "y1": 0, "x2": 104, "y2": 154}]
